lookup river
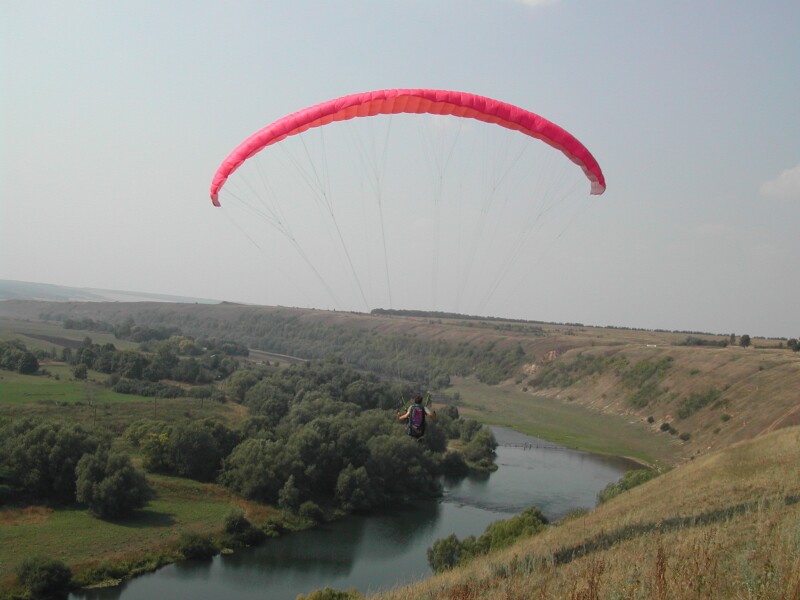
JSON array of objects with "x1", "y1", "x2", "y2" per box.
[{"x1": 72, "y1": 427, "x2": 634, "y2": 600}]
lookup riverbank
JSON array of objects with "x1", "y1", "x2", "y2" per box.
[
  {"x1": 68, "y1": 429, "x2": 631, "y2": 600},
  {"x1": 451, "y1": 378, "x2": 680, "y2": 468}
]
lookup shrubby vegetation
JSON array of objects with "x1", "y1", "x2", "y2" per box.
[
  {"x1": 676, "y1": 387, "x2": 722, "y2": 419},
  {"x1": 296, "y1": 587, "x2": 363, "y2": 600},
  {"x1": 620, "y1": 357, "x2": 673, "y2": 408},
  {"x1": 16, "y1": 556, "x2": 72, "y2": 599},
  {"x1": 427, "y1": 506, "x2": 548, "y2": 573},
  {"x1": 223, "y1": 508, "x2": 264, "y2": 547},
  {"x1": 596, "y1": 468, "x2": 660, "y2": 504},
  {"x1": 529, "y1": 352, "x2": 628, "y2": 389},
  {"x1": 176, "y1": 531, "x2": 217, "y2": 560}
]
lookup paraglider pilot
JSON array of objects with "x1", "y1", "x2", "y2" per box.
[{"x1": 397, "y1": 394, "x2": 436, "y2": 439}]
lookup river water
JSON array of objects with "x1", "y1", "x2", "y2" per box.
[{"x1": 72, "y1": 428, "x2": 633, "y2": 600}]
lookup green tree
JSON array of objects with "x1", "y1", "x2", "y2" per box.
[
  {"x1": 740, "y1": 334, "x2": 751, "y2": 348},
  {"x1": 140, "y1": 432, "x2": 172, "y2": 473},
  {"x1": 16, "y1": 349, "x2": 39, "y2": 374},
  {"x1": 335, "y1": 464, "x2": 373, "y2": 511},
  {"x1": 427, "y1": 533, "x2": 462, "y2": 573},
  {"x1": 1, "y1": 420, "x2": 100, "y2": 502},
  {"x1": 224, "y1": 370, "x2": 259, "y2": 402},
  {"x1": 219, "y1": 438, "x2": 283, "y2": 503},
  {"x1": 73, "y1": 363, "x2": 88, "y2": 380},
  {"x1": 278, "y1": 474, "x2": 301, "y2": 511},
  {"x1": 75, "y1": 448, "x2": 153, "y2": 518},
  {"x1": 166, "y1": 420, "x2": 238, "y2": 482}
]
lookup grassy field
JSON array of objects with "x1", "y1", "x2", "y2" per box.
[
  {"x1": 452, "y1": 378, "x2": 680, "y2": 468},
  {"x1": 0, "y1": 318, "x2": 255, "y2": 591},
  {"x1": 0, "y1": 367, "x2": 244, "y2": 432},
  {"x1": 0, "y1": 475, "x2": 257, "y2": 588},
  {"x1": 0, "y1": 316, "x2": 139, "y2": 353}
]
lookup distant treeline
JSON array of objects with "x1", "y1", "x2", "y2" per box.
[
  {"x1": 47, "y1": 310, "x2": 529, "y2": 386},
  {"x1": 676, "y1": 336, "x2": 729, "y2": 348},
  {"x1": 63, "y1": 317, "x2": 249, "y2": 355}
]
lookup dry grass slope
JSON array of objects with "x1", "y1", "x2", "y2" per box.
[{"x1": 371, "y1": 426, "x2": 800, "y2": 600}]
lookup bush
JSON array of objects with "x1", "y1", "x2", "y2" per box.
[
  {"x1": 597, "y1": 469, "x2": 659, "y2": 504},
  {"x1": 176, "y1": 532, "x2": 217, "y2": 560},
  {"x1": 16, "y1": 556, "x2": 72, "y2": 598},
  {"x1": 297, "y1": 587, "x2": 363, "y2": 600},
  {"x1": 427, "y1": 507, "x2": 548, "y2": 573},
  {"x1": 676, "y1": 388, "x2": 721, "y2": 419},
  {"x1": 223, "y1": 508, "x2": 264, "y2": 546},
  {"x1": 298, "y1": 500, "x2": 324, "y2": 524},
  {"x1": 440, "y1": 451, "x2": 470, "y2": 477}
]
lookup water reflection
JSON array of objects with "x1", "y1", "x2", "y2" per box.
[{"x1": 72, "y1": 427, "x2": 631, "y2": 600}]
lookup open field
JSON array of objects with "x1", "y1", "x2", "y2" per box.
[
  {"x1": 0, "y1": 475, "x2": 259, "y2": 588},
  {"x1": 0, "y1": 368, "x2": 244, "y2": 432},
  {"x1": 0, "y1": 316, "x2": 139, "y2": 352}
]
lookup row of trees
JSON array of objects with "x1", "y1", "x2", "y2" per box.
[
  {"x1": 47, "y1": 308, "x2": 529, "y2": 387},
  {"x1": 64, "y1": 336, "x2": 238, "y2": 386}
]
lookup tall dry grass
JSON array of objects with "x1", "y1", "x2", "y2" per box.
[{"x1": 371, "y1": 426, "x2": 800, "y2": 600}]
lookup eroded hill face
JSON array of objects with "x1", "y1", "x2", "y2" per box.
[{"x1": 520, "y1": 343, "x2": 800, "y2": 464}]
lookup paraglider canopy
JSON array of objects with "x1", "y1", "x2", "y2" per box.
[
  {"x1": 210, "y1": 89, "x2": 605, "y2": 205},
  {"x1": 208, "y1": 88, "x2": 606, "y2": 316}
]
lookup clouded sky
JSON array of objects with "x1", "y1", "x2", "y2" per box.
[{"x1": 2, "y1": 1, "x2": 798, "y2": 338}]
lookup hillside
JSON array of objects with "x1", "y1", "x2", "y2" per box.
[
  {"x1": 1, "y1": 299, "x2": 797, "y2": 468},
  {"x1": 370, "y1": 425, "x2": 800, "y2": 600}
]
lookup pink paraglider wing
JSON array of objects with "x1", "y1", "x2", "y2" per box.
[{"x1": 210, "y1": 89, "x2": 605, "y2": 206}]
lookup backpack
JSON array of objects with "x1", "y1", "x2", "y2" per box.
[{"x1": 408, "y1": 404, "x2": 426, "y2": 438}]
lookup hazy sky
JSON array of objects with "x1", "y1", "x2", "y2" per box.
[{"x1": 2, "y1": 1, "x2": 798, "y2": 338}]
